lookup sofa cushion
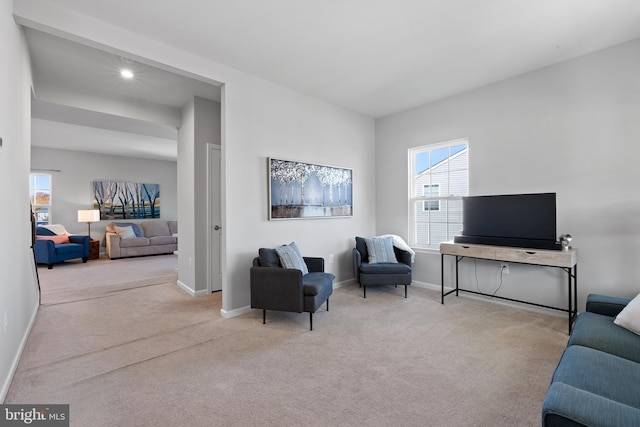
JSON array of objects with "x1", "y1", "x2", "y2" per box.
[
  {"x1": 141, "y1": 221, "x2": 171, "y2": 237},
  {"x1": 614, "y1": 293, "x2": 640, "y2": 336},
  {"x1": 118, "y1": 237, "x2": 150, "y2": 248},
  {"x1": 355, "y1": 236, "x2": 369, "y2": 261},
  {"x1": 568, "y1": 311, "x2": 640, "y2": 364},
  {"x1": 149, "y1": 235, "x2": 177, "y2": 246},
  {"x1": 302, "y1": 272, "x2": 336, "y2": 296},
  {"x1": 37, "y1": 234, "x2": 70, "y2": 244},
  {"x1": 258, "y1": 248, "x2": 281, "y2": 268},
  {"x1": 543, "y1": 345, "x2": 640, "y2": 425},
  {"x1": 54, "y1": 242, "x2": 84, "y2": 255},
  {"x1": 359, "y1": 262, "x2": 411, "y2": 275},
  {"x1": 275, "y1": 242, "x2": 309, "y2": 275}
]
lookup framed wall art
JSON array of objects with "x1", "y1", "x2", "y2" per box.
[
  {"x1": 268, "y1": 158, "x2": 352, "y2": 220},
  {"x1": 92, "y1": 180, "x2": 160, "y2": 220}
]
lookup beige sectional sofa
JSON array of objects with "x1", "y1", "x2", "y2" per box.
[{"x1": 106, "y1": 220, "x2": 177, "y2": 259}]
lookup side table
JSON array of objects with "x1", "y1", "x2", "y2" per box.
[{"x1": 88, "y1": 239, "x2": 100, "y2": 260}]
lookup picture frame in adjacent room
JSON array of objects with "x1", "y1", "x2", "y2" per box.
[
  {"x1": 92, "y1": 180, "x2": 160, "y2": 220},
  {"x1": 268, "y1": 158, "x2": 353, "y2": 220}
]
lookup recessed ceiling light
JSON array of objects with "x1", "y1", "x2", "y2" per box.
[{"x1": 120, "y1": 69, "x2": 134, "y2": 79}]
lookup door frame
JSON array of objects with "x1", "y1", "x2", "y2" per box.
[{"x1": 206, "y1": 143, "x2": 223, "y2": 293}]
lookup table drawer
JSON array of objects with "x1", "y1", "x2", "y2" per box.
[
  {"x1": 494, "y1": 247, "x2": 576, "y2": 267},
  {"x1": 440, "y1": 242, "x2": 496, "y2": 259}
]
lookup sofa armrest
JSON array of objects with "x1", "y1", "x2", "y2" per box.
[
  {"x1": 542, "y1": 382, "x2": 640, "y2": 427},
  {"x1": 303, "y1": 257, "x2": 324, "y2": 273},
  {"x1": 69, "y1": 235, "x2": 90, "y2": 257},
  {"x1": 352, "y1": 248, "x2": 362, "y2": 283},
  {"x1": 250, "y1": 267, "x2": 304, "y2": 312},
  {"x1": 106, "y1": 232, "x2": 121, "y2": 259},
  {"x1": 586, "y1": 294, "x2": 632, "y2": 317},
  {"x1": 394, "y1": 248, "x2": 412, "y2": 266},
  {"x1": 34, "y1": 239, "x2": 55, "y2": 262}
]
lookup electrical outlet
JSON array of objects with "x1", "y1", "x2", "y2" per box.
[
  {"x1": 501, "y1": 263, "x2": 509, "y2": 274},
  {"x1": 328, "y1": 254, "x2": 334, "y2": 264}
]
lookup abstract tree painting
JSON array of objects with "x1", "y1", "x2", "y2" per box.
[
  {"x1": 268, "y1": 158, "x2": 352, "y2": 220},
  {"x1": 92, "y1": 181, "x2": 160, "y2": 220}
]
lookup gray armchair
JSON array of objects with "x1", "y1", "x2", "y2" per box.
[
  {"x1": 353, "y1": 236, "x2": 412, "y2": 298},
  {"x1": 250, "y1": 248, "x2": 334, "y2": 330}
]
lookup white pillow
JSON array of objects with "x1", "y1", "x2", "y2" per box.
[
  {"x1": 114, "y1": 225, "x2": 137, "y2": 240},
  {"x1": 41, "y1": 224, "x2": 70, "y2": 236},
  {"x1": 614, "y1": 293, "x2": 640, "y2": 335}
]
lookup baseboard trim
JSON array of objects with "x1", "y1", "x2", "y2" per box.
[
  {"x1": 221, "y1": 305, "x2": 252, "y2": 319},
  {"x1": 333, "y1": 278, "x2": 356, "y2": 289},
  {"x1": 1, "y1": 299, "x2": 39, "y2": 402}
]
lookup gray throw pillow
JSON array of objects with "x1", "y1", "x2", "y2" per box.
[
  {"x1": 365, "y1": 236, "x2": 398, "y2": 264},
  {"x1": 275, "y1": 242, "x2": 309, "y2": 275}
]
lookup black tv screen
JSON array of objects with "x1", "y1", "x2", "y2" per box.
[{"x1": 454, "y1": 193, "x2": 559, "y2": 250}]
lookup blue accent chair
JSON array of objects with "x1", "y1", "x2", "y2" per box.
[
  {"x1": 34, "y1": 226, "x2": 90, "y2": 269},
  {"x1": 353, "y1": 236, "x2": 412, "y2": 298},
  {"x1": 250, "y1": 248, "x2": 334, "y2": 330}
]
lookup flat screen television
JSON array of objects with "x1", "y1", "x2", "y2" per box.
[{"x1": 453, "y1": 192, "x2": 561, "y2": 250}]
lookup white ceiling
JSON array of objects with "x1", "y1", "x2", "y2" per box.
[{"x1": 24, "y1": 0, "x2": 640, "y2": 159}]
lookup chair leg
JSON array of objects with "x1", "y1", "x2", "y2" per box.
[
  {"x1": 48, "y1": 264, "x2": 53, "y2": 269},
  {"x1": 310, "y1": 312, "x2": 313, "y2": 331},
  {"x1": 363, "y1": 286, "x2": 366, "y2": 298},
  {"x1": 326, "y1": 298, "x2": 329, "y2": 311},
  {"x1": 405, "y1": 285, "x2": 408, "y2": 298},
  {"x1": 262, "y1": 309, "x2": 266, "y2": 324}
]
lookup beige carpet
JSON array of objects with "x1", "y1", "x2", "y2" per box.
[{"x1": 6, "y1": 254, "x2": 568, "y2": 426}]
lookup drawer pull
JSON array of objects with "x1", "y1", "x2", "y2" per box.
[
  {"x1": 462, "y1": 246, "x2": 470, "y2": 249},
  {"x1": 526, "y1": 251, "x2": 536, "y2": 255}
]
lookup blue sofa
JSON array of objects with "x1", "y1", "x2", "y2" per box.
[
  {"x1": 34, "y1": 226, "x2": 90, "y2": 269},
  {"x1": 542, "y1": 294, "x2": 640, "y2": 426}
]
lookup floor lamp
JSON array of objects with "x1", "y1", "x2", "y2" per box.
[{"x1": 77, "y1": 209, "x2": 100, "y2": 239}]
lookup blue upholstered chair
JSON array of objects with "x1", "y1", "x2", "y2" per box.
[
  {"x1": 250, "y1": 247, "x2": 334, "y2": 330},
  {"x1": 34, "y1": 226, "x2": 90, "y2": 269},
  {"x1": 353, "y1": 236, "x2": 412, "y2": 298}
]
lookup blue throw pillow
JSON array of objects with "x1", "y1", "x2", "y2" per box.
[
  {"x1": 275, "y1": 242, "x2": 309, "y2": 275},
  {"x1": 365, "y1": 236, "x2": 398, "y2": 264}
]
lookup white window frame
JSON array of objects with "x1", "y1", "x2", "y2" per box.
[
  {"x1": 29, "y1": 172, "x2": 52, "y2": 225},
  {"x1": 408, "y1": 138, "x2": 469, "y2": 249}
]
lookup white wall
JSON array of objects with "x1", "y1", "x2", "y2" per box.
[
  {"x1": 0, "y1": 7, "x2": 39, "y2": 401},
  {"x1": 31, "y1": 146, "x2": 177, "y2": 246},
  {"x1": 12, "y1": 0, "x2": 376, "y2": 316},
  {"x1": 376, "y1": 38, "x2": 640, "y2": 311}
]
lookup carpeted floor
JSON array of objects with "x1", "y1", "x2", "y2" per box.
[{"x1": 6, "y1": 254, "x2": 568, "y2": 426}]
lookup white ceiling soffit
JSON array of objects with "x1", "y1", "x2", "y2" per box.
[
  {"x1": 41, "y1": 0, "x2": 640, "y2": 118},
  {"x1": 32, "y1": 119, "x2": 178, "y2": 162}
]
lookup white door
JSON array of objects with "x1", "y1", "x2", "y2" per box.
[{"x1": 208, "y1": 144, "x2": 222, "y2": 292}]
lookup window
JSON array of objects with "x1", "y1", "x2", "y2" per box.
[
  {"x1": 29, "y1": 173, "x2": 52, "y2": 225},
  {"x1": 409, "y1": 139, "x2": 468, "y2": 248},
  {"x1": 423, "y1": 184, "x2": 440, "y2": 211}
]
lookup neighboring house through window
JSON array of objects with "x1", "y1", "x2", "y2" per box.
[
  {"x1": 409, "y1": 139, "x2": 468, "y2": 248},
  {"x1": 29, "y1": 173, "x2": 52, "y2": 225}
]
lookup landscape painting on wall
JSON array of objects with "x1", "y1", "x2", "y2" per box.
[
  {"x1": 268, "y1": 158, "x2": 352, "y2": 220},
  {"x1": 92, "y1": 181, "x2": 160, "y2": 220}
]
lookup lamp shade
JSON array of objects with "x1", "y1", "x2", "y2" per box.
[{"x1": 77, "y1": 209, "x2": 100, "y2": 223}]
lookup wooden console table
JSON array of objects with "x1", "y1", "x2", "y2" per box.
[{"x1": 440, "y1": 241, "x2": 578, "y2": 333}]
